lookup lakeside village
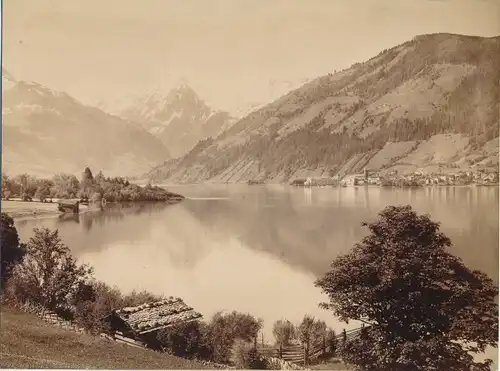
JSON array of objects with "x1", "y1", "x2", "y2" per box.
[{"x1": 287, "y1": 168, "x2": 499, "y2": 188}]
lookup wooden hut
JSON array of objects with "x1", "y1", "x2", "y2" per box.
[
  {"x1": 104, "y1": 298, "x2": 203, "y2": 349},
  {"x1": 57, "y1": 200, "x2": 80, "y2": 214}
]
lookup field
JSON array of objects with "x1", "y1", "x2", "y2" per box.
[
  {"x1": 1, "y1": 199, "x2": 61, "y2": 219},
  {"x1": 0, "y1": 308, "x2": 211, "y2": 369}
]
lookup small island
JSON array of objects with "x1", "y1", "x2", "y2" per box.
[{"x1": 1, "y1": 167, "x2": 184, "y2": 218}]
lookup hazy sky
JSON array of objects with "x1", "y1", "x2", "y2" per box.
[{"x1": 3, "y1": 0, "x2": 499, "y2": 115}]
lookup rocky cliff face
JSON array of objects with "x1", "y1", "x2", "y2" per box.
[
  {"x1": 147, "y1": 33, "x2": 499, "y2": 184},
  {"x1": 119, "y1": 85, "x2": 237, "y2": 158}
]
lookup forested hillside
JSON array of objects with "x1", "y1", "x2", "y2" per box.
[{"x1": 147, "y1": 33, "x2": 499, "y2": 184}]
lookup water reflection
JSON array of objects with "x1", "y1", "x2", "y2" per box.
[{"x1": 14, "y1": 186, "x2": 499, "y2": 342}]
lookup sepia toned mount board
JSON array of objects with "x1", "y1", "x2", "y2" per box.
[{"x1": 105, "y1": 298, "x2": 203, "y2": 339}]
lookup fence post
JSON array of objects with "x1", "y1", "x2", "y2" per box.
[{"x1": 303, "y1": 343, "x2": 306, "y2": 367}]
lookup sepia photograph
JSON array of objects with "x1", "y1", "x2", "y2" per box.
[{"x1": 0, "y1": 0, "x2": 498, "y2": 369}]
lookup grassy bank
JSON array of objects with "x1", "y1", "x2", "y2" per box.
[
  {"x1": 0, "y1": 308, "x2": 212, "y2": 369},
  {"x1": 1, "y1": 200, "x2": 62, "y2": 219}
]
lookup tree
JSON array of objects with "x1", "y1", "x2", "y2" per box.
[
  {"x1": 273, "y1": 319, "x2": 296, "y2": 357},
  {"x1": 82, "y1": 167, "x2": 94, "y2": 182},
  {"x1": 326, "y1": 328, "x2": 338, "y2": 355},
  {"x1": 80, "y1": 167, "x2": 95, "y2": 198},
  {"x1": 15, "y1": 173, "x2": 37, "y2": 197},
  {"x1": 35, "y1": 183, "x2": 51, "y2": 202},
  {"x1": 315, "y1": 205, "x2": 498, "y2": 370},
  {"x1": 52, "y1": 173, "x2": 80, "y2": 198},
  {"x1": 298, "y1": 315, "x2": 315, "y2": 365},
  {"x1": 312, "y1": 319, "x2": 327, "y2": 354},
  {"x1": 204, "y1": 311, "x2": 263, "y2": 364},
  {"x1": 2, "y1": 173, "x2": 13, "y2": 199},
  {"x1": 0, "y1": 213, "x2": 26, "y2": 284},
  {"x1": 7, "y1": 228, "x2": 93, "y2": 312},
  {"x1": 94, "y1": 170, "x2": 105, "y2": 185}
]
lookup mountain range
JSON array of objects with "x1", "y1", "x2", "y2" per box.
[
  {"x1": 1, "y1": 69, "x2": 171, "y2": 178},
  {"x1": 117, "y1": 85, "x2": 237, "y2": 158},
  {"x1": 147, "y1": 33, "x2": 500, "y2": 184},
  {"x1": 1, "y1": 71, "x2": 237, "y2": 178}
]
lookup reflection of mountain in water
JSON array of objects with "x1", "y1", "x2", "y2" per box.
[
  {"x1": 14, "y1": 186, "x2": 498, "y2": 285},
  {"x1": 181, "y1": 186, "x2": 498, "y2": 283},
  {"x1": 16, "y1": 202, "x2": 174, "y2": 254},
  {"x1": 52, "y1": 202, "x2": 213, "y2": 270}
]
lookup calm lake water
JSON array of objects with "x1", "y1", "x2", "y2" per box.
[{"x1": 14, "y1": 185, "x2": 499, "y2": 350}]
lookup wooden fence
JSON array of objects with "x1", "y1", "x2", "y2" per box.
[
  {"x1": 34, "y1": 308, "x2": 233, "y2": 369},
  {"x1": 257, "y1": 327, "x2": 363, "y2": 367},
  {"x1": 39, "y1": 311, "x2": 86, "y2": 334},
  {"x1": 29, "y1": 304, "x2": 362, "y2": 369}
]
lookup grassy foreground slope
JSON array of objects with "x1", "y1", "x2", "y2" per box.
[{"x1": 0, "y1": 309, "x2": 210, "y2": 369}]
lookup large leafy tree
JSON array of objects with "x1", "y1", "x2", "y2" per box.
[
  {"x1": 315, "y1": 205, "x2": 498, "y2": 370},
  {"x1": 8, "y1": 228, "x2": 93, "y2": 311}
]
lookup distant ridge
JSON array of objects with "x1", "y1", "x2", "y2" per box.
[{"x1": 2, "y1": 69, "x2": 171, "y2": 177}]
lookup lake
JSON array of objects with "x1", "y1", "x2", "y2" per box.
[{"x1": 14, "y1": 185, "x2": 499, "y2": 351}]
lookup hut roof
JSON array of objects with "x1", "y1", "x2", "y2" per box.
[
  {"x1": 57, "y1": 199, "x2": 80, "y2": 206},
  {"x1": 113, "y1": 298, "x2": 203, "y2": 335}
]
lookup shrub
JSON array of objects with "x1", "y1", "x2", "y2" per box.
[
  {"x1": 233, "y1": 339, "x2": 268, "y2": 369},
  {"x1": 121, "y1": 289, "x2": 164, "y2": 307},
  {"x1": 156, "y1": 320, "x2": 208, "y2": 359},
  {"x1": 71, "y1": 281, "x2": 123, "y2": 334}
]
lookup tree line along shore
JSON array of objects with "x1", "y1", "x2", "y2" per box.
[
  {"x1": 1, "y1": 167, "x2": 184, "y2": 218},
  {"x1": 1, "y1": 204, "x2": 497, "y2": 370}
]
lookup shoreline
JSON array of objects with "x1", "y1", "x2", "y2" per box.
[{"x1": 2, "y1": 198, "x2": 184, "y2": 221}]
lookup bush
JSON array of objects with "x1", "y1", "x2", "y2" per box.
[
  {"x1": 121, "y1": 289, "x2": 164, "y2": 307},
  {"x1": 71, "y1": 281, "x2": 123, "y2": 334},
  {"x1": 233, "y1": 339, "x2": 268, "y2": 369},
  {"x1": 156, "y1": 320, "x2": 209, "y2": 359}
]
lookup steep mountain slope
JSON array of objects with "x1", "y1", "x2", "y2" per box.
[
  {"x1": 148, "y1": 33, "x2": 500, "y2": 184},
  {"x1": 119, "y1": 85, "x2": 237, "y2": 158},
  {"x1": 2, "y1": 71, "x2": 171, "y2": 177}
]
